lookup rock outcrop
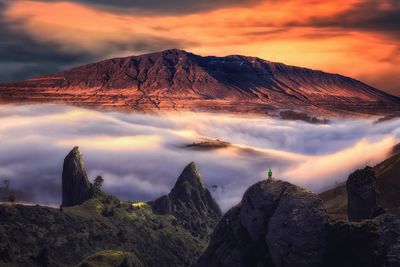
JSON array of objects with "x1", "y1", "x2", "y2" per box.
[
  {"x1": 150, "y1": 162, "x2": 222, "y2": 239},
  {"x1": 346, "y1": 166, "x2": 383, "y2": 222},
  {"x1": 62, "y1": 146, "x2": 101, "y2": 207},
  {"x1": 194, "y1": 179, "x2": 400, "y2": 267},
  {"x1": 320, "y1": 148, "x2": 400, "y2": 219}
]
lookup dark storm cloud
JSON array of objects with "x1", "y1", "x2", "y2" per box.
[
  {"x1": 36, "y1": 0, "x2": 261, "y2": 15},
  {"x1": 0, "y1": 104, "x2": 399, "y2": 210},
  {"x1": 0, "y1": 0, "x2": 91, "y2": 82},
  {"x1": 290, "y1": 0, "x2": 400, "y2": 40},
  {"x1": 0, "y1": 0, "x2": 194, "y2": 83}
]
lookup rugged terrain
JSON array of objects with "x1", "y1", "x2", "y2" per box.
[
  {"x1": 2, "y1": 144, "x2": 400, "y2": 266},
  {"x1": 193, "y1": 146, "x2": 400, "y2": 266},
  {"x1": 194, "y1": 179, "x2": 400, "y2": 267},
  {"x1": 0, "y1": 49, "x2": 399, "y2": 117},
  {"x1": 0, "y1": 147, "x2": 222, "y2": 267}
]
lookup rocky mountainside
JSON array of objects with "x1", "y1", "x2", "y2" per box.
[
  {"x1": 0, "y1": 147, "x2": 222, "y2": 267},
  {"x1": 150, "y1": 162, "x2": 222, "y2": 239},
  {"x1": 0, "y1": 49, "x2": 399, "y2": 117},
  {"x1": 194, "y1": 178, "x2": 400, "y2": 267},
  {"x1": 320, "y1": 145, "x2": 400, "y2": 219}
]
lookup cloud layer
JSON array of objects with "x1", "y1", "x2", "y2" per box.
[{"x1": 0, "y1": 104, "x2": 399, "y2": 211}]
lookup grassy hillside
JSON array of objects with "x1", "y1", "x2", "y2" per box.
[{"x1": 0, "y1": 197, "x2": 206, "y2": 266}]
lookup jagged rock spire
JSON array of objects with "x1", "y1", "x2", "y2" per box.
[
  {"x1": 150, "y1": 162, "x2": 222, "y2": 239},
  {"x1": 173, "y1": 162, "x2": 204, "y2": 190},
  {"x1": 61, "y1": 146, "x2": 93, "y2": 207}
]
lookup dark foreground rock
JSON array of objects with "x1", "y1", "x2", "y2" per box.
[
  {"x1": 194, "y1": 179, "x2": 400, "y2": 267},
  {"x1": 150, "y1": 162, "x2": 222, "y2": 239},
  {"x1": 346, "y1": 166, "x2": 383, "y2": 222}
]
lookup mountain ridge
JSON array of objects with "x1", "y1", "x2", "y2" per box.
[{"x1": 0, "y1": 49, "x2": 399, "y2": 117}]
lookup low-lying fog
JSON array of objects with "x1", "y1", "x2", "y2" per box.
[{"x1": 0, "y1": 104, "x2": 399, "y2": 211}]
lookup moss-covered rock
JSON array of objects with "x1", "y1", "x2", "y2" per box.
[{"x1": 78, "y1": 250, "x2": 143, "y2": 267}]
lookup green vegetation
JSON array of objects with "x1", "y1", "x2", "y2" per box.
[
  {"x1": 78, "y1": 250, "x2": 143, "y2": 267},
  {"x1": 0, "y1": 196, "x2": 207, "y2": 266}
]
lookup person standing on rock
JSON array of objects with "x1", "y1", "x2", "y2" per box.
[{"x1": 268, "y1": 168, "x2": 272, "y2": 179}]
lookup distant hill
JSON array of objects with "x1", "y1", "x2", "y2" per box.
[{"x1": 0, "y1": 49, "x2": 399, "y2": 117}]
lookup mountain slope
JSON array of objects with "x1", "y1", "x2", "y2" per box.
[{"x1": 0, "y1": 49, "x2": 398, "y2": 116}]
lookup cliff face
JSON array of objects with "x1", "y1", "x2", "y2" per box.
[
  {"x1": 195, "y1": 179, "x2": 400, "y2": 267},
  {"x1": 150, "y1": 162, "x2": 222, "y2": 239},
  {"x1": 0, "y1": 49, "x2": 398, "y2": 117}
]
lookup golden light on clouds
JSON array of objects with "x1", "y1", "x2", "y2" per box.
[
  {"x1": 57, "y1": 135, "x2": 162, "y2": 151},
  {"x1": 283, "y1": 137, "x2": 398, "y2": 185},
  {"x1": 3, "y1": 0, "x2": 399, "y2": 95}
]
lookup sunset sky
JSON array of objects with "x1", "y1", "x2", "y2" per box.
[{"x1": 0, "y1": 0, "x2": 399, "y2": 95}]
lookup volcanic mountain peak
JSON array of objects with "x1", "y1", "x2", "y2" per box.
[{"x1": 0, "y1": 48, "x2": 399, "y2": 117}]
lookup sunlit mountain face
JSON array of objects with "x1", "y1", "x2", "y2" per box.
[
  {"x1": 0, "y1": 0, "x2": 399, "y2": 96},
  {"x1": 1, "y1": 104, "x2": 398, "y2": 210}
]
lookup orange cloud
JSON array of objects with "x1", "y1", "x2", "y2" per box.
[{"x1": 4, "y1": 0, "x2": 399, "y2": 95}]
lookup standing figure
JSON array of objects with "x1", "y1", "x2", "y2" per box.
[{"x1": 268, "y1": 168, "x2": 272, "y2": 179}]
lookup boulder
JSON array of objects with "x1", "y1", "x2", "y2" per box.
[{"x1": 347, "y1": 166, "x2": 382, "y2": 222}]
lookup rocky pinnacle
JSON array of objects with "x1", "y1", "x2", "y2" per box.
[
  {"x1": 151, "y1": 162, "x2": 222, "y2": 239},
  {"x1": 61, "y1": 146, "x2": 93, "y2": 207}
]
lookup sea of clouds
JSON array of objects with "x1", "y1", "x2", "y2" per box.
[{"x1": 0, "y1": 104, "x2": 399, "y2": 211}]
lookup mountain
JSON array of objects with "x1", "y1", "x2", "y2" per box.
[
  {"x1": 0, "y1": 49, "x2": 399, "y2": 117},
  {"x1": 0, "y1": 147, "x2": 222, "y2": 267},
  {"x1": 319, "y1": 145, "x2": 400, "y2": 220},
  {"x1": 194, "y1": 178, "x2": 400, "y2": 267}
]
